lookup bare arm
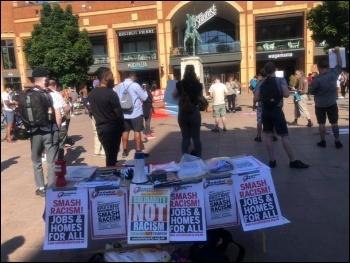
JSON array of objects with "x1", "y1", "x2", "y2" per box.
[
  {"x1": 334, "y1": 46, "x2": 342, "y2": 66},
  {"x1": 55, "y1": 108, "x2": 62, "y2": 130}
]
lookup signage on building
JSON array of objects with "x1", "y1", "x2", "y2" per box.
[
  {"x1": 118, "y1": 28, "x2": 156, "y2": 37},
  {"x1": 256, "y1": 49, "x2": 305, "y2": 61},
  {"x1": 195, "y1": 4, "x2": 217, "y2": 29},
  {"x1": 128, "y1": 61, "x2": 147, "y2": 70}
]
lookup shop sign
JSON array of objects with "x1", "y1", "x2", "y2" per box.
[
  {"x1": 256, "y1": 49, "x2": 305, "y2": 61},
  {"x1": 128, "y1": 61, "x2": 147, "y2": 70},
  {"x1": 195, "y1": 4, "x2": 217, "y2": 29},
  {"x1": 118, "y1": 28, "x2": 156, "y2": 37}
]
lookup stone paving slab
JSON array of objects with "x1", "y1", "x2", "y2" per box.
[{"x1": 1, "y1": 91, "x2": 348, "y2": 262}]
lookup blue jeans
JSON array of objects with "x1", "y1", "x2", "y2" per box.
[{"x1": 178, "y1": 107, "x2": 202, "y2": 157}]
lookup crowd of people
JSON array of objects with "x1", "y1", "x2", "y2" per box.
[{"x1": 1, "y1": 46, "x2": 348, "y2": 196}]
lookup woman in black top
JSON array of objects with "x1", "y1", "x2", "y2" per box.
[
  {"x1": 172, "y1": 65, "x2": 203, "y2": 157},
  {"x1": 142, "y1": 82, "x2": 155, "y2": 139}
]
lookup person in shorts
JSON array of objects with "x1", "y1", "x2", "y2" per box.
[
  {"x1": 253, "y1": 62, "x2": 309, "y2": 169},
  {"x1": 115, "y1": 72, "x2": 150, "y2": 158},
  {"x1": 1, "y1": 83, "x2": 18, "y2": 143},
  {"x1": 208, "y1": 75, "x2": 228, "y2": 132}
]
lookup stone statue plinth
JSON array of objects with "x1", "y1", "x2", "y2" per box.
[{"x1": 181, "y1": 57, "x2": 204, "y2": 85}]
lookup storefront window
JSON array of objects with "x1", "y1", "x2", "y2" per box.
[
  {"x1": 1, "y1": 40, "x2": 17, "y2": 69},
  {"x1": 4, "y1": 77, "x2": 21, "y2": 93},
  {"x1": 89, "y1": 35, "x2": 108, "y2": 64}
]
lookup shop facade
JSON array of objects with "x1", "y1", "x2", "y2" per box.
[{"x1": 1, "y1": 1, "x2": 326, "y2": 93}]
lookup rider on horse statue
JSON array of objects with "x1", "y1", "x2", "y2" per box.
[{"x1": 184, "y1": 14, "x2": 202, "y2": 56}]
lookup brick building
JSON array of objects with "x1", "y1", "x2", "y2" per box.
[{"x1": 1, "y1": 1, "x2": 326, "y2": 94}]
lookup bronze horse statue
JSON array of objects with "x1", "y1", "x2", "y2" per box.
[{"x1": 183, "y1": 14, "x2": 202, "y2": 56}]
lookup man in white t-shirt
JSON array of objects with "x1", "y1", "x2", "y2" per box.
[
  {"x1": 1, "y1": 83, "x2": 18, "y2": 142},
  {"x1": 208, "y1": 75, "x2": 228, "y2": 132}
]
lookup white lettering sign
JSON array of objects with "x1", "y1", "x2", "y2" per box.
[
  {"x1": 128, "y1": 62, "x2": 147, "y2": 69},
  {"x1": 195, "y1": 4, "x2": 217, "y2": 29},
  {"x1": 118, "y1": 29, "x2": 155, "y2": 37},
  {"x1": 268, "y1": 53, "x2": 293, "y2": 59}
]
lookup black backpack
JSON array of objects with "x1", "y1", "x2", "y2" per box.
[
  {"x1": 179, "y1": 81, "x2": 195, "y2": 113},
  {"x1": 189, "y1": 228, "x2": 245, "y2": 262},
  {"x1": 259, "y1": 76, "x2": 283, "y2": 110},
  {"x1": 18, "y1": 86, "x2": 55, "y2": 129}
]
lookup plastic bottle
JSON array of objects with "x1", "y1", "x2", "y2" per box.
[{"x1": 132, "y1": 152, "x2": 148, "y2": 184}]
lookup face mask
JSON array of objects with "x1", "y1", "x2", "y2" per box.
[{"x1": 107, "y1": 78, "x2": 115, "y2": 89}]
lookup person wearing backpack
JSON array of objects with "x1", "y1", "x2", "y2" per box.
[
  {"x1": 253, "y1": 62, "x2": 309, "y2": 169},
  {"x1": 18, "y1": 67, "x2": 62, "y2": 197},
  {"x1": 172, "y1": 64, "x2": 203, "y2": 158},
  {"x1": 115, "y1": 71, "x2": 149, "y2": 158}
]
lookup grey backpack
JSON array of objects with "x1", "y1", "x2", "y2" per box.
[{"x1": 120, "y1": 82, "x2": 134, "y2": 113}]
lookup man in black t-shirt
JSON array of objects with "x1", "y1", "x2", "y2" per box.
[{"x1": 88, "y1": 67, "x2": 125, "y2": 166}]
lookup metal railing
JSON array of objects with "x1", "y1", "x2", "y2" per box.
[
  {"x1": 119, "y1": 51, "x2": 158, "y2": 62},
  {"x1": 256, "y1": 38, "x2": 304, "y2": 52},
  {"x1": 170, "y1": 41, "x2": 241, "y2": 57},
  {"x1": 93, "y1": 55, "x2": 110, "y2": 64}
]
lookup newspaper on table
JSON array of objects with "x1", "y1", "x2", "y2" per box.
[
  {"x1": 44, "y1": 188, "x2": 88, "y2": 250},
  {"x1": 128, "y1": 184, "x2": 171, "y2": 244},
  {"x1": 232, "y1": 167, "x2": 287, "y2": 231},
  {"x1": 169, "y1": 183, "x2": 207, "y2": 241},
  {"x1": 89, "y1": 187, "x2": 128, "y2": 239},
  {"x1": 65, "y1": 166, "x2": 98, "y2": 182},
  {"x1": 203, "y1": 175, "x2": 240, "y2": 229},
  {"x1": 74, "y1": 167, "x2": 124, "y2": 188},
  {"x1": 231, "y1": 155, "x2": 269, "y2": 173}
]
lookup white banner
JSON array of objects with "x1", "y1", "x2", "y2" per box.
[
  {"x1": 44, "y1": 188, "x2": 88, "y2": 250},
  {"x1": 89, "y1": 187, "x2": 128, "y2": 240}
]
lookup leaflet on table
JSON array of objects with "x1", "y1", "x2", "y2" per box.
[
  {"x1": 65, "y1": 166, "x2": 98, "y2": 182},
  {"x1": 177, "y1": 160, "x2": 207, "y2": 179},
  {"x1": 128, "y1": 184, "x2": 170, "y2": 244},
  {"x1": 232, "y1": 168, "x2": 286, "y2": 231},
  {"x1": 44, "y1": 188, "x2": 89, "y2": 250},
  {"x1": 203, "y1": 175, "x2": 240, "y2": 229},
  {"x1": 149, "y1": 161, "x2": 180, "y2": 173},
  {"x1": 89, "y1": 187, "x2": 128, "y2": 239},
  {"x1": 74, "y1": 167, "x2": 125, "y2": 188},
  {"x1": 169, "y1": 183, "x2": 207, "y2": 241},
  {"x1": 148, "y1": 171, "x2": 183, "y2": 188},
  {"x1": 231, "y1": 155, "x2": 269, "y2": 173}
]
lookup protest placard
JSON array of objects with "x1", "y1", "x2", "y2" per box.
[
  {"x1": 89, "y1": 187, "x2": 128, "y2": 239},
  {"x1": 128, "y1": 184, "x2": 170, "y2": 244},
  {"x1": 203, "y1": 176, "x2": 239, "y2": 229},
  {"x1": 169, "y1": 183, "x2": 207, "y2": 241},
  {"x1": 232, "y1": 168, "x2": 286, "y2": 231},
  {"x1": 44, "y1": 188, "x2": 88, "y2": 250}
]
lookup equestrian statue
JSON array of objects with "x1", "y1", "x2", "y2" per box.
[{"x1": 183, "y1": 14, "x2": 202, "y2": 56}]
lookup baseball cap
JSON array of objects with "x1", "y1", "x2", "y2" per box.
[{"x1": 32, "y1": 67, "x2": 49, "y2": 77}]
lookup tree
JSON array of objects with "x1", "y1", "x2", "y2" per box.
[
  {"x1": 23, "y1": 2, "x2": 94, "y2": 87},
  {"x1": 306, "y1": 1, "x2": 349, "y2": 53}
]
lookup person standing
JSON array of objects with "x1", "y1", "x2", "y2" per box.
[
  {"x1": 289, "y1": 70, "x2": 313, "y2": 127},
  {"x1": 253, "y1": 68, "x2": 278, "y2": 142},
  {"x1": 340, "y1": 70, "x2": 348, "y2": 98},
  {"x1": 225, "y1": 75, "x2": 237, "y2": 113},
  {"x1": 172, "y1": 64, "x2": 203, "y2": 157},
  {"x1": 253, "y1": 62, "x2": 309, "y2": 169},
  {"x1": 79, "y1": 85, "x2": 89, "y2": 114},
  {"x1": 88, "y1": 67, "x2": 125, "y2": 166},
  {"x1": 142, "y1": 82, "x2": 156, "y2": 140},
  {"x1": 209, "y1": 75, "x2": 228, "y2": 132},
  {"x1": 47, "y1": 80, "x2": 71, "y2": 159},
  {"x1": 69, "y1": 87, "x2": 79, "y2": 115},
  {"x1": 309, "y1": 46, "x2": 343, "y2": 149},
  {"x1": 25, "y1": 67, "x2": 62, "y2": 196},
  {"x1": 1, "y1": 83, "x2": 18, "y2": 143},
  {"x1": 115, "y1": 71, "x2": 149, "y2": 158}
]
